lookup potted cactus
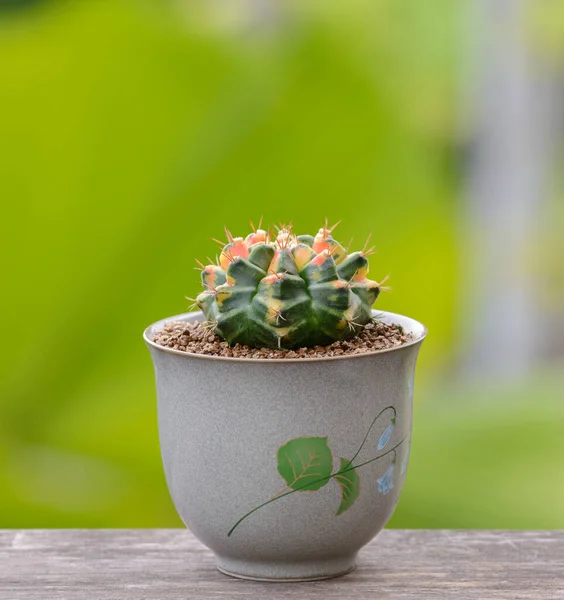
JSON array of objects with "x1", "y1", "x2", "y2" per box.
[{"x1": 144, "y1": 221, "x2": 426, "y2": 582}]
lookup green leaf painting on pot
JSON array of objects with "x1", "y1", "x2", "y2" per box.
[{"x1": 227, "y1": 406, "x2": 408, "y2": 537}]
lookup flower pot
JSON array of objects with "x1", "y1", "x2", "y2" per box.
[{"x1": 144, "y1": 309, "x2": 426, "y2": 582}]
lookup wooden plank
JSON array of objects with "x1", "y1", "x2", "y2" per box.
[{"x1": 0, "y1": 530, "x2": 562, "y2": 599}]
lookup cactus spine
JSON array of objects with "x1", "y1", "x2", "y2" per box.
[{"x1": 195, "y1": 222, "x2": 385, "y2": 349}]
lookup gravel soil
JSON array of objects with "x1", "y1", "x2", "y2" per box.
[{"x1": 152, "y1": 319, "x2": 415, "y2": 359}]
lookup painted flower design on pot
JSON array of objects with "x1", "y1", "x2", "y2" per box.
[
  {"x1": 400, "y1": 440, "x2": 410, "y2": 475},
  {"x1": 377, "y1": 464, "x2": 395, "y2": 495},
  {"x1": 408, "y1": 374, "x2": 414, "y2": 399},
  {"x1": 228, "y1": 406, "x2": 409, "y2": 537},
  {"x1": 377, "y1": 419, "x2": 395, "y2": 450}
]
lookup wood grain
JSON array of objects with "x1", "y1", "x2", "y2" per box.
[{"x1": 1, "y1": 529, "x2": 563, "y2": 599}]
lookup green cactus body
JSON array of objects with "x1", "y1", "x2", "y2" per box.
[{"x1": 195, "y1": 224, "x2": 384, "y2": 349}]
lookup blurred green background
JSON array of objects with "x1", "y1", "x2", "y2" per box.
[{"x1": 1, "y1": 0, "x2": 563, "y2": 528}]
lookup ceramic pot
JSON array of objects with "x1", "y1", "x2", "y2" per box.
[{"x1": 144, "y1": 310, "x2": 426, "y2": 582}]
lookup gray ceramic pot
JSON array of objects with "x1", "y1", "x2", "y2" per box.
[{"x1": 144, "y1": 310, "x2": 426, "y2": 582}]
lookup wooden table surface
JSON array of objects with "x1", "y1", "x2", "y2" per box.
[{"x1": 1, "y1": 529, "x2": 563, "y2": 599}]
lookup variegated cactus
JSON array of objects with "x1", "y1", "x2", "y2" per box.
[{"x1": 194, "y1": 221, "x2": 387, "y2": 349}]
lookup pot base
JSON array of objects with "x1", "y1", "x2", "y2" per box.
[{"x1": 215, "y1": 553, "x2": 357, "y2": 582}]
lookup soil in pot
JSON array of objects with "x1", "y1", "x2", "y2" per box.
[{"x1": 153, "y1": 319, "x2": 414, "y2": 359}]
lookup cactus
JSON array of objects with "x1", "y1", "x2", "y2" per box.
[{"x1": 194, "y1": 221, "x2": 387, "y2": 349}]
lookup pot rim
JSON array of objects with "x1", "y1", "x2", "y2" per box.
[{"x1": 144, "y1": 309, "x2": 427, "y2": 364}]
